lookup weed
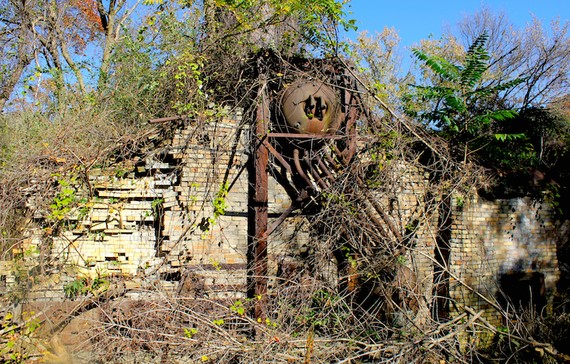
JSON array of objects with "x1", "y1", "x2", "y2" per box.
[{"x1": 63, "y1": 273, "x2": 109, "y2": 299}]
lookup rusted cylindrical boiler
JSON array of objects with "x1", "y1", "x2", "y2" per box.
[{"x1": 278, "y1": 80, "x2": 342, "y2": 135}]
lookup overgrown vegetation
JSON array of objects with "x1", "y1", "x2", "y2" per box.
[{"x1": 0, "y1": 0, "x2": 569, "y2": 363}]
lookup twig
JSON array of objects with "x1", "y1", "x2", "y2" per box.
[{"x1": 335, "y1": 56, "x2": 449, "y2": 163}]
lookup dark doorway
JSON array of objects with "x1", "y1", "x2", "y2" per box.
[{"x1": 498, "y1": 270, "x2": 546, "y2": 313}]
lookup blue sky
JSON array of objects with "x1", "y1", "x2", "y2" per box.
[{"x1": 346, "y1": 0, "x2": 569, "y2": 48}]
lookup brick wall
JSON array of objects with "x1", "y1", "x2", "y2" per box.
[
  {"x1": 36, "y1": 115, "x2": 301, "y2": 299},
  {"x1": 449, "y1": 195, "x2": 560, "y2": 320},
  {"x1": 1, "y1": 115, "x2": 563, "y2": 323}
]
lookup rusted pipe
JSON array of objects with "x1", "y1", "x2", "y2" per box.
[
  {"x1": 304, "y1": 152, "x2": 328, "y2": 190},
  {"x1": 341, "y1": 88, "x2": 358, "y2": 164},
  {"x1": 315, "y1": 154, "x2": 334, "y2": 182},
  {"x1": 293, "y1": 148, "x2": 313, "y2": 189}
]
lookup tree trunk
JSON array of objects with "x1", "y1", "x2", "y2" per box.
[
  {"x1": 97, "y1": 0, "x2": 132, "y2": 90},
  {"x1": 0, "y1": 0, "x2": 32, "y2": 112}
]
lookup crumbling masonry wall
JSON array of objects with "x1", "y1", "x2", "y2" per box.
[
  {"x1": 449, "y1": 196, "x2": 560, "y2": 320},
  {"x1": 30, "y1": 115, "x2": 304, "y2": 299},
  {"x1": 0, "y1": 115, "x2": 562, "y2": 323}
]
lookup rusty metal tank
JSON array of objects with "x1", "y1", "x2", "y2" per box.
[{"x1": 278, "y1": 80, "x2": 342, "y2": 135}]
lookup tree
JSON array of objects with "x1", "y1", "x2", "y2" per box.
[
  {"x1": 455, "y1": 6, "x2": 570, "y2": 110},
  {"x1": 451, "y1": 9, "x2": 570, "y2": 204},
  {"x1": 0, "y1": 0, "x2": 143, "y2": 112},
  {"x1": 405, "y1": 33, "x2": 524, "y2": 164},
  {"x1": 346, "y1": 27, "x2": 408, "y2": 121},
  {"x1": 0, "y1": 0, "x2": 34, "y2": 111},
  {"x1": 407, "y1": 16, "x2": 569, "y2": 209},
  {"x1": 94, "y1": 0, "x2": 142, "y2": 89}
]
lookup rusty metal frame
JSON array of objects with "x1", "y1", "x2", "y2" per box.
[
  {"x1": 248, "y1": 59, "x2": 362, "y2": 322},
  {"x1": 249, "y1": 74, "x2": 270, "y2": 321},
  {"x1": 267, "y1": 132, "x2": 347, "y2": 139}
]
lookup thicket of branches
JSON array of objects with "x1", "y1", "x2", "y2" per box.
[{"x1": 0, "y1": 1, "x2": 569, "y2": 363}]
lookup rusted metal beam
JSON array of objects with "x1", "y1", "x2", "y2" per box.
[
  {"x1": 262, "y1": 203, "x2": 295, "y2": 239},
  {"x1": 250, "y1": 74, "x2": 270, "y2": 321},
  {"x1": 262, "y1": 139, "x2": 293, "y2": 176},
  {"x1": 268, "y1": 132, "x2": 346, "y2": 139},
  {"x1": 342, "y1": 87, "x2": 359, "y2": 164}
]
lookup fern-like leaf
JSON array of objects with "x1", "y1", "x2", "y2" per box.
[
  {"x1": 473, "y1": 109, "x2": 518, "y2": 126},
  {"x1": 412, "y1": 49, "x2": 460, "y2": 82},
  {"x1": 460, "y1": 33, "x2": 490, "y2": 88}
]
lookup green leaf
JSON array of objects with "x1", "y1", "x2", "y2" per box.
[
  {"x1": 443, "y1": 94, "x2": 466, "y2": 113},
  {"x1": 460, "y1": 33, "x2": 490, "y2": 88},
  {"x1": 411, "y1": 49, "x2": 460, "y2": 82},
  {"x1": 494, "y1": 133, "x2": 526, "y2": 142}
]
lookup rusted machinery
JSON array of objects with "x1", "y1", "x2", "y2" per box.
[
  {"x1": 268, "y1": 73, "x2": 359, "y2": 196},
  {"x1": 250, "y1": 56, "x2": 361, "y2": 320},
  {"x1": 278, "y1": 80, "x2": 342, "y2": 135}
]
